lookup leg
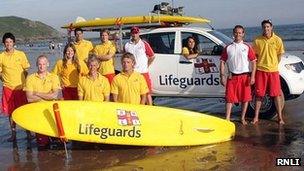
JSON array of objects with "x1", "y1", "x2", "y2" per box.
[
  {"x1": 252, "y1": 98, "x2": 262, "y2": 124},
  {"x1": 274, "y1": 96, "x2": 285, "y2": 125},
  {"x1": 146, "y1": 93, "x2": 153, "y2": 105},
  {"x1": 7, "y1": 116, "x2": 16, "y2": 142},
  {"x1": 225, "y1": 103, "x2": 233, "y2": 121},
  {"x1": 240, "y1": 102, "x2": 249, "y2": 125}
]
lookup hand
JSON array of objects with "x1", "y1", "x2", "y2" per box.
[{"x1": 250, "y1": 77, "x2": 255, "y2": 85}]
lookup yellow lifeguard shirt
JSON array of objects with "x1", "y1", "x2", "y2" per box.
[
  {"x1": 24, "y1": 72, "x2": 61, "y2": 93},
  {"x1": 182, "y1": 47, "x2": 190, "y2": 55},
  {"x1": 78, "y1": 74, "x2": 110, "y2": 102},
  {"x1": 0, "y1": 50, "x2": 30, "y2": 90},
  {"x1": 93, "y1": 41, "x2": 116, "y2": 75},
  {"x1": 111, "y1": 71, "x2": 148, "y2": 104},
  {"x1": 52, "y1": 59, "x2": 89, "y2": 87},
  {"x1": 253, "y1": 33, "x2": 285, "y2": 72},
  {"x1": 74, "y1": 39, "x2": 93, "y2": 62}
]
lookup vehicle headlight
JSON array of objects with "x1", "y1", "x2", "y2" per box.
[{"x1": 285, "y1": 62, "x2": 304, "y2": 73}]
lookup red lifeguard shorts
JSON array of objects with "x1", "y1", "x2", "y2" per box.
[
  {"x1": 225, "y1": 74, "x2": 252, "y2": 103},
  {"x1": 141, "y1": 72, "x2": 152, "y2": 93},
  {"x1": 62, "y1": 87, "x2": 78, "y2": 100},
  {"x1": 1, "y1": 86, "x2": 28, "y2": 116},
  {"x1": 255, "y1": 70, "x2": 281, "y2": 97},
  {"x1": 104, "y1": 73, "x2": 115, "y2": 84}
]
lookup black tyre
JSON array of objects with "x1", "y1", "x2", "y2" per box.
[{"x1": 247, "y1": 94, "x2": 277, "y2": 119}]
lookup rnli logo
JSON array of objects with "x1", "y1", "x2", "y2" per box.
[
  {"x1": 194, "y1": 58, "x2": 219, "y2": 74},
  {"x1": 116, "y1": 109, "x2": 141, "y2": 126}
]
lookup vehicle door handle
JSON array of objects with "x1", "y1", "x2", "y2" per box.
[{"x1": 179, "y1": 61, "x2": 192, "y2": 64}]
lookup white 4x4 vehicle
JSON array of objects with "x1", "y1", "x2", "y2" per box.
[{"x1": 115, "y1": 27, "x2": 304, "y2": 119}]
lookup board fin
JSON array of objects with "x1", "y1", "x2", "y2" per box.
[{"x1": 195, "y1": 128, "x2": 215, "y2": 133}]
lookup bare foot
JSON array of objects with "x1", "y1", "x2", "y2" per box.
[
  {"x1": 278, "y1": 120, "x2": 285, "y2": 125},
  {"x1": 241, "y1": 119, "x2": 248, "y2": 125},
  {"x1": 226, "y1": 117, "x2": 230, "y2": 121},
  {"x1": 251, "y1": 119, "x2": 259, "y2": 124}
]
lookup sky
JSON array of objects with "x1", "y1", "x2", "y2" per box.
[{"x1": 0, "y1": 0, "x2": 303, "y2": 32}]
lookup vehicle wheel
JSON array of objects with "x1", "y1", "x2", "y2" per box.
[{"x1": 247, "y1": 93, "x2": 277, "y2": 120}]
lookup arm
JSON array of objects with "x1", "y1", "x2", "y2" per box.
[
  {"x1": 183, "y1": 53, "x2": 198, "y2": 60},
  {"x1": 250, "y1": 60, "x2": 257, "y2": 85},
  {"x1": 96, "y1": 53, "x2": 114, "y2": 61},
  {"x1": 26, "y1": 91, "x2": 44, "y2": 103},
  {"x1": 220, "y1": 60, "x2": 227, "y2": 87},
  {"x1": 34, "y1": 89, "x2": 59, "y2": 101},
  {"x1": 148, "y1": 55, "x2": 155, "y2": 66},
  {"x1": 140, "y1": 94, "x2": 147, "y2": 105}
]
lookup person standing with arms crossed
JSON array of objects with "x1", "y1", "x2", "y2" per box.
[
  {"x1": 124, "y1": 26, "x2": 155, "y2": 105},
  {"x1": 93, "y1": 29, "x2": 116, "y2": 83},
  {"x1": 24, "y1": 55, "x2": 61, "y2": 148},
  {"x1": 73, "y1": 28, "x2": 94, "y2": 63},
  {"x1": 252, "y1": 19, "x2": 285, "y2": 125},
  {"x1": 220, "y1": 25, "x2": 256, "y2": 125},
  {"x1": 0, "y1": 32, "x2": 31, "y2": 142},
  {"x1": 111, "y1": 53, "x2": 148, "y2": 104}
]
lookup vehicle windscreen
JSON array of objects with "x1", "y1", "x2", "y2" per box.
[{"x1": 208, "y1": 30, "x2": 233, "y2": 45}]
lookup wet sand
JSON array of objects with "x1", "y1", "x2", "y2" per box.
[{"x1": 0, "y1": 95, "x2": 303, "y2": 170}]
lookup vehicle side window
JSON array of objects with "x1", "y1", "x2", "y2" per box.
[
  {"x1": 142, "y1": 32, "x2": 175, "y2": 54},
  {"x1": 181, "y1": 32, "x2": 221, "y2": 55}
]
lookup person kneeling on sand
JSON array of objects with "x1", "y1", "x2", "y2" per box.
[
  {"x1": 78, "y1": 54, "x2": 110, "y2": 102},
  {"x1": 220, "y1": 25, "x2": 256, "y2": 125},
  {"x1": 24, "y1": 55, "x2": 61, "y2": 148},
  {"x1": 111, "y1": 52, "x2": 148, "y2": 104}
]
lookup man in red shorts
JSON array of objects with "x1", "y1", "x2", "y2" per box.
[
  {"x1": 220, "y1": 25, "x2": 256, "y2": 125},
  {"x1": 124, "y1": 26, "x2": 155, "y2": 105},
  {"x1": 252, "y1": 19, "x2": 285, "y2": 125},
  {"x1": 0, "y1": 32, "x2": 31, "y2": 141}
]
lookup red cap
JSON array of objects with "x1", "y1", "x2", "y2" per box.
[{"x1": 131, "y1": 26, "x2": 140, "y2": 34}]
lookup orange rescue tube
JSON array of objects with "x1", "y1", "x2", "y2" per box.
[{"x1": 53, "y1": 103, "x2": 67, "y2": 142}]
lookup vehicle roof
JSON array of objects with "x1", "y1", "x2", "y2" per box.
[{"x1": 140, "y1": 26, "x2": 214, "y2": 34}]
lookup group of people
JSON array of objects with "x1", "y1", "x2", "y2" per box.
[
  {"x1": 0, "y1": 26, "x2": 155, "y2": 147},
  {"x1": 220, "y1": 20, "x2": 285, "y2": 125},
  {"x1": 182, "y1": 20, "x2": 285, "y2": 125},
  {"x1": 0, "y1": 19, "x2": 285, "y2": 148}
]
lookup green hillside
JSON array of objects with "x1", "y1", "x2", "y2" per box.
[{"x1": 0, "y1": 16, "x2": 62, "y2": 42}]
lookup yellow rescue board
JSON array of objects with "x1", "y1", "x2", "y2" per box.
[
  {"x1": 62, "y1": 15, "x2": 210, "y2": 29},
  {"x1": 12, "y1": 101, "x2": 234, "y2": 146}
]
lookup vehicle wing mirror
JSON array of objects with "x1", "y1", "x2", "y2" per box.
[{"x1": 212, "y1": 45, "x2": 224, "y2": 55}]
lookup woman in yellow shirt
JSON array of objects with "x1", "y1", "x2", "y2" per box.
[
  {"x1": 53, "y1": 43, "x2": 88, "y2": 100},
  {"x1": 182, "y1": 36, "x2": 199, "y2": 60}
]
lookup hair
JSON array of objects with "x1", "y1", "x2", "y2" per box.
[
  {"x1": 100, "y1": 29, "x2": 110, "y2": 36},
  {"x1": 62, "y1": 43, "x2": 80, "y2": 72},
  {"x1": 261, "y1": 19, "x2": 273, "y2": 26},
  {"x1": 74, "y1": 28, "x2": 83, "y2": 35},
  {"x1": 185, "y1": 36, "x2": 199, "y2": 54},
  {"x1": 87, "y1": 54, "x2": 100, "y2": 66},
  {"x1": 121, "y1": 52, "x2": 136, "y2": 64},
  {"x1": 233, "y1": 25, "x2": 245, "y2": 33},
  {"x1": 2, "y1": 32, "x2": 16, "y2": 43},
  {"x1": 36, "y1": 54, "x2": 49, "y2": 66}
]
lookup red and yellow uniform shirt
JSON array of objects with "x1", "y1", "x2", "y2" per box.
[
  {"x1": 111, "y1": 71, "x2": 148, "y2": 104},
  {"x1": 253, "y1": 33, "x2": 285, "y2": 72},
  {"x1": 93, "y1": 41, "x2": 116, "y2": 75},
  {"x1": 0, "y1": 50, "x2": 30, "y2": 90},
  {"x1": 78, "y1": 74, "x2": 110, "y2": 102},
  {"x1": 52, "y1": 59, "x2": 88, "y2": 87}
]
